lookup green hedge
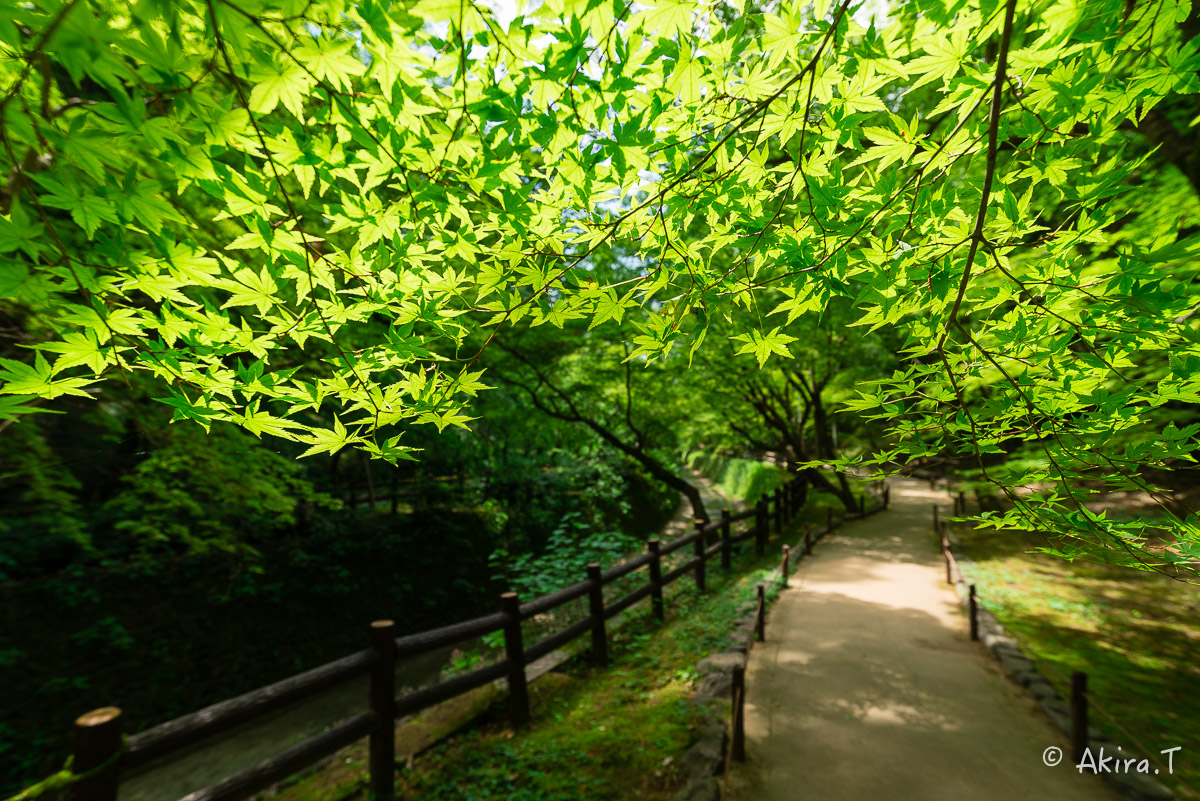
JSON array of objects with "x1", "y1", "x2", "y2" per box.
[{"x1": 686, "y1": 452, "x2": 786, "y2": 504}]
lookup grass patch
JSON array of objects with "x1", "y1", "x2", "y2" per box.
[
  {"x1": 952, "y1": 522, "x2": 1200, "y2": 799},
  {"x1": 396, "y1": 557, "x2": 786, "y2": 801}
]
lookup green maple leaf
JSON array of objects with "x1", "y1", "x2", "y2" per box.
[{"x1": 0, "y1": 353, "x2": 96, "y2": 399}]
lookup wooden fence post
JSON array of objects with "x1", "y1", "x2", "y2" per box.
[
  {"x1": 884, "y1": 485, "x2": 890, "y2": 509},
  {"x1": 941, "y1": 522, "x2": 951, "y2": 584},
  {"x1": 933, "y1": 503, "x2": 939, "y2": 533},
  {"x1": 720, "y1": 508, "x2": 732, "y2": 571},
  {"x1": 693, "y1": 520, "x2": 707, "y2": 593},
  {"x1": 369, "y1": 620, "x2": 396, "y2": 801},
  {"x1": 805, "y1": 522, "x2": 812, "y2": 555},
  {"x1": 500, "y1": 593, "x2": 530, "y2": 727},
  {"x1": 968, "y1": 585, "x2": 978, "y2": 641},
  {"x1": 71, "y1": 707, "x2": 122, "y2": 801},
  {"x1": 586, "y1": 563, "x2": 607, "y2": 669},
  {"x1": 755, "y1": 499, "x2": 767, "y2": 556},
  {"x1": 1071, "y1": 671, "x2": 1089, "y2": 765},
  {"x1": 781, "y1": 545, "x2": 790, "y2": 587},
  {"x1": 648, "y1": 539, "x2": 664, "y2": 621},
  {"x1": 755, "y1": 584, "x2": 766, "y2": 642},
  {"x1": 825, "y1": 506, "x2": 832, "y2": 535},
  {"x1": 731, "y1": 664, "x2": 746, "y2": 763},
  {"x1": 777, "y1": 484, "x2": 787, "y2": 534},
  {"x1": 959, "y1": 491, "x2": 966, "y2": 515}
]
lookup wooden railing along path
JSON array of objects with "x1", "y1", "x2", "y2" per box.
[{"x1": 38, "y1": 479, "x2": 876, "y2": 801}]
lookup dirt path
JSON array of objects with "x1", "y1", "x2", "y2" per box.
[{"x1": 725, "y1": 478, "x2": 1121, "y2": 801}]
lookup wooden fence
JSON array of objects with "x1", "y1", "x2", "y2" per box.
[{"x1": 44, "y1": 478, "x2": 876, "y2": 801}]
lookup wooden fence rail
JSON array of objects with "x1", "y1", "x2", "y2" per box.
[{"x1": 42, "y1": 476, "x2": 880, "y2": 801}]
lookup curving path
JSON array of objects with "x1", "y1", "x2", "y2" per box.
[{"x1": 724, "y1": 478, "x2": 1120, "y2": 801}]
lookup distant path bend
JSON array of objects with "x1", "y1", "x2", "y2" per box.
[{"x1": 725, "y1": 477, "x2": 1120, "y2": 801}]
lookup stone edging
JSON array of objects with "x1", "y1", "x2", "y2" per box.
[
  {"x1": 943, "y1": 528, "x2": 1175, "y2": 801},
  {"x1": 669, "y1": 490, "x2": 888, "y2": 801}
]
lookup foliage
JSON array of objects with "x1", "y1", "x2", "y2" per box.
[
  {"x1": 490, "y1": 511, "x2": 641, "y2": 599},
  {"x1": 687, "y1": 450, "x2": 785, "y2": 504},
  {"x1": 99, "y1": 421, "x2": 332, "y2": 558},
  {"x1": 3, "y1": 0, "x2": 1200, "y2": 562}
]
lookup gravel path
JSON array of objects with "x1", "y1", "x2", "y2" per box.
[{"x1": 724, "y1": 477, "x2": 1121, "y2": 801}]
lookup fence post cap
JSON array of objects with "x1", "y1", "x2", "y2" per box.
[
  {"x1": 370, "y1": 619, "x2": 395, "y2": 629},
  {"x1": 500, "y1": 591, "x2": 519, "y2": 600},
  {"x1": 76, "y1": 707, "x2": 121, "y2": 727}
]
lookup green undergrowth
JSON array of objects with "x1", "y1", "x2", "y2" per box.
[
  {"x1": 264, "y1": 494, "x2": 847, "y2": 801},
  {"x1": 951, "y1": 521, "x2": 1200, "y2": 799},
  {"x1": 686, "y1": 452, "x2": 786, "y2": 505}
]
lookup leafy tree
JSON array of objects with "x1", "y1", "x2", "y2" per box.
[{"x1": 3, "y1": 0, "x2": 1200, "y2": 570}]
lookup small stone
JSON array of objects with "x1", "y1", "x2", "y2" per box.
[
  {"x1": 1105, "y1": 769, "x2": 1175, "y2": 801},
  {"x1": 1028, "y1": 679, "x2": 1059, "y2": 701},
  {"x1": 998, "y1": 652, "x2": 1034, "y2": 676},
  {"x1": 681, "y1": 724, "x2": 727, "y2": 778},
  {"x1": 697, "y1": 652, "x2": 745, "y2": 676},
  {"x1": 671, "y1": 778, "x2": 721, "y2": 801},
  {"x1": 1039, "y1": 697, "x2": 1070, "y2": 733}
]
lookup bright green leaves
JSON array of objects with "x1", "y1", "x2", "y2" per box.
[
  {"x1": 294, "y1": 37, "x2": 366, "y2": 90},
  {"x1": 248, "y1": 65, "x2": 313, "y2": 116},
  {"x1": 733, "y1": 328, "x2": 798, "y2": 367},
  {"x1": 220, "y1": 267, "x2": 282, "y2": 316},
  {"x1": 0, "y1": 0, "x2": 1198, "y2": 573},
  {"x1": 636, "y1": 0, "x2": 696, "y2": 39},
  {"x1": 0, "y1": 354, "x2": 96, "y2": 400},
  {"x1": 907, "y1": 23, "x2": 973, "y2": 90},
  {"x1": 33, "y1": 176, "x2": 118, "y2": 240}
]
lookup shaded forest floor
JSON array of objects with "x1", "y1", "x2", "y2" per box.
[{"x1": 953, "y1": 514, "x2": 1200, "y2": 799}]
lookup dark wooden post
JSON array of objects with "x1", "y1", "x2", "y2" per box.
[
  {"x1": 884, "y1": 485, "x2": 890, "y2": 509},
  {"x1": 693, "y1": 520, "x2": 707, "y2": 593},
  {"x1": 369, "y1": 620, "x2": 396, "y2": 801},
  {"x1": 647, "y1": 539, "x2": 664, "y2": 621},
  {"x1": 755, "y1": 584, "x2": 766, "y2": 642},
  {"x1": 720, "y1": 508, "x2": 732, "y2": 571},
  {"x1": 1071, "y1": 671, "x2": 1089, "y2": 765},
  {"x1": 500, "y1": 593, "x2": 529, "y2": 727},
  {"x1": 71, "y1": 707, "x2": 122, "y2": 801},
  {"x1": 933, "y1": 503, "x2": 939, "y2": 533},
  {"x1": 825, "y1": 506, "x2": 832, "y2": 535},
  {"x1": 781, "y1": 545, "x2": 790, "y2": 587},
  {"x1": 755, "y1": 499, "x2": 767, "y2": 555},
  {"x1": 804, "y1": 522, "x2": 812, "y2": 555},
  {"x1": 731, "y1": 664, "x2": 746, "y2": 762},
  {"x1": 586, "y1": 563, "x2": 607, "y2": 668},
  {"x1": 968, "y1": 585, "x2": 978, "y2": 641},
  {"x1": 959, "y1": 491, "x2": 966, "y2": 515},
  {"x1": 942, "y1": 522, "x2": 951, "y2": 584}
]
